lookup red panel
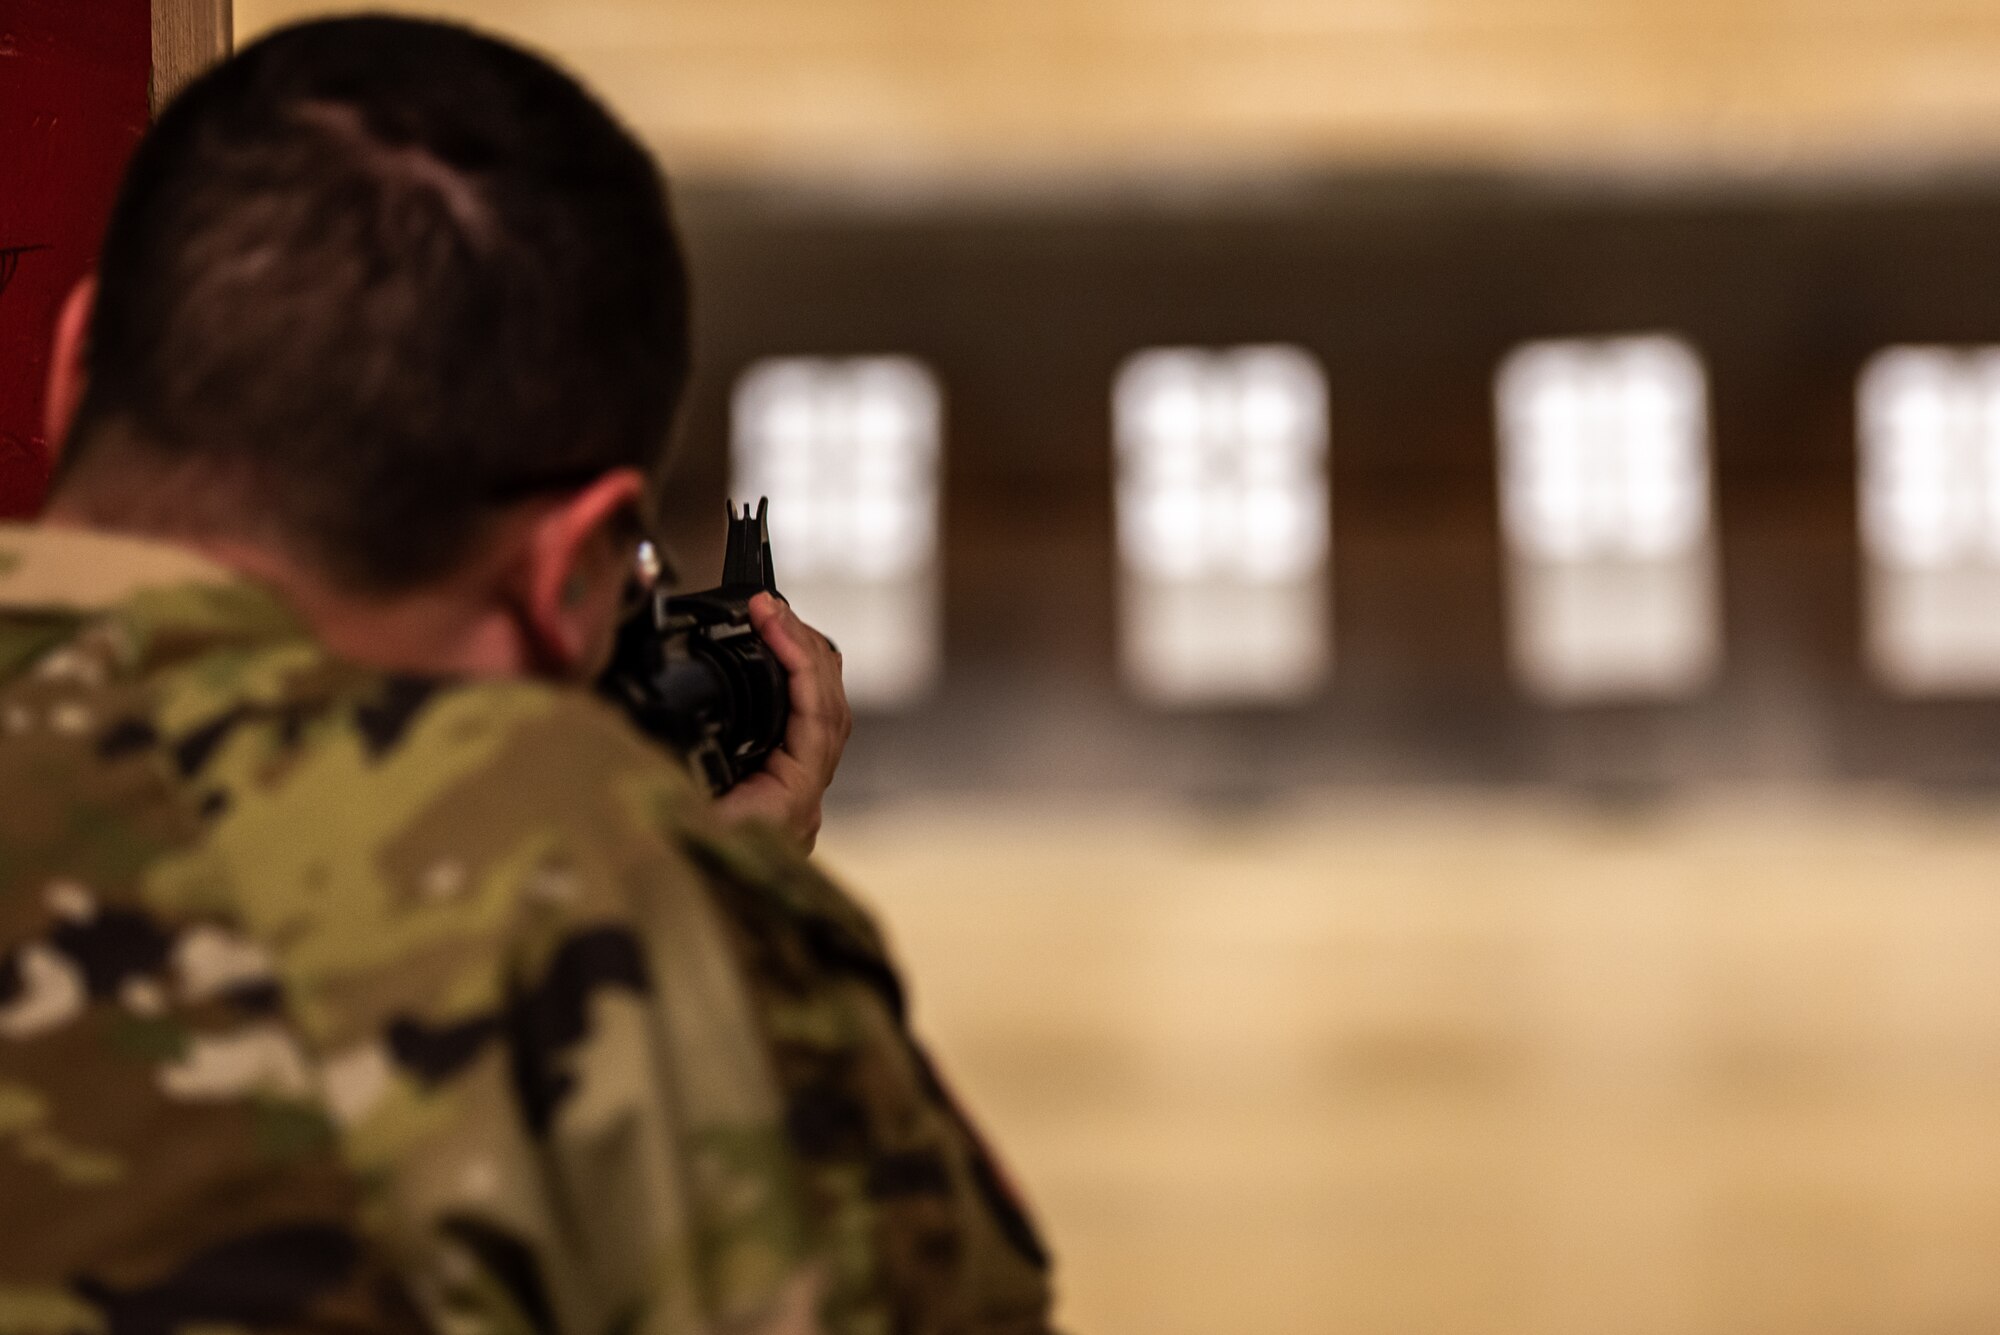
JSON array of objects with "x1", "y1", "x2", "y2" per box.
[{"x1": 0, "y1": 0, "x2": 151, "y2": 517}]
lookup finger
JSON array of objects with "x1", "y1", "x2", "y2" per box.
[
  {"x1": 713, "y1": 602, "x2": 841, "y2": 849},
  {"x1": 746, "y1": 593, "x2": 822, "y2": 673},
  {"x1": 712, "y1": 765, "x2": 822, "y2": 850},
  {"x1": 782, "y1": 673, "x2": 843, "y2": 783},
  {"x1": 747, "y1": 748, "x2": 821, "y2": 828},
  {"x1": 747, "y1": 595, "x2": 846, "y2": 724},
  {"x1": 746, "y1": 595, "x2": 848, "y2": 780}
]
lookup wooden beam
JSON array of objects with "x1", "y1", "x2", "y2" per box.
[
  {"x1": 152, "y1": 0, "x2": 232, "y2": 115},
  {"x1": 236, "y1": 0, "x2": 2000, "y2": 179}
]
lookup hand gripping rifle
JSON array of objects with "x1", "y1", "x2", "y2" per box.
[{"x1": 599, "y1": 499, "x2": 790, "y2": 795}]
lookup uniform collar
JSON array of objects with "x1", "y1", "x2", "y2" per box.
[
  {"x1": 0, "y1": 523, "x2": 238, "y2": 614},
  {"x1": 0, "y1": 523, "x2": 309, "y2": 669}
]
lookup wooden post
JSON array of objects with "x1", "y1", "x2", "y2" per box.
[{"x1": 152, "y1": 0, "x2": 232, "y2": 114}]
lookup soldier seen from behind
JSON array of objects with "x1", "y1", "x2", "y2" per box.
[{"x1": 0, "y1": 18, "x2": 1057, "y2": 1335}]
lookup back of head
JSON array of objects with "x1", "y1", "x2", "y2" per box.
[{"x1": 56, "y1": 16, "x2": 688, "y2": 591}]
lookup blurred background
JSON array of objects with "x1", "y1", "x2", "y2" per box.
[{"x1": 53, "y1": 1, "x2": 2000, "y2": 1329}]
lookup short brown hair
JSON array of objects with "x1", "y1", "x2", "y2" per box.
[{"x1": 59, "y1": 16, "x2": 690, "y2": 590}]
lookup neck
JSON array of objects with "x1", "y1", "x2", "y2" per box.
[{"x1": 39, "y1": 504, "x2": 538, "y2": 677}]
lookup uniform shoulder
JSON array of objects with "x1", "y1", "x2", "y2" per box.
[
  {"x1": 382, "y1": 674, "x2": 684, "y2": 788},
  {"x1": 330, "y1": 671, "x2": 704, "y2": 839},
  {"x1": 156, "y1": 672, "x2": 710, "y2": 932}
]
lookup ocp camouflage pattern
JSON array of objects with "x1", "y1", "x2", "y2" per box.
[{"x1": 0, "y1": 525, "x2": 1056, "y2": 1335}]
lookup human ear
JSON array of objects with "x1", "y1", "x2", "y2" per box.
[
  {"x1": 43, "y1": 277, "x2": 97, "y2": 458},
  {"x1": 514, "y1": 467, "x2": 646, "y2": 677}
]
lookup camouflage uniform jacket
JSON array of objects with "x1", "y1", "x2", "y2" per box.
[{"x1": 0, "y1": 524, "x2": 1056, "y2": 1335}]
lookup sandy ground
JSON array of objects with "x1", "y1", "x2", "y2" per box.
[{"x1": 818, "y1": 790, "x2": 2000, "y2": 1335}]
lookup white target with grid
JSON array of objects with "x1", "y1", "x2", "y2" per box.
[
  {"x1": 732, "y1": 356, "x2": 942, "y2": 708},
  {"x1": 1860, "y1": 346, "x2": 2000, "y2": 693},
  {"x1": 1496, "y1": 335, "x2": 1721, "y2": 702},
  {"x1": 1114, "y1": 345, "x2": 1331, "y2": 706}
]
